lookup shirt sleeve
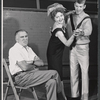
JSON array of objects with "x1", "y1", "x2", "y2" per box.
[
  {"x1": 9, "y1": 48, "x2": 24, "y2": 64},
  {"x1": 29, "y1": 47, "x2": 40, "y2": 61},
  {"x1": 83, "y1": 18, "x2": 92, "y2": 36}
]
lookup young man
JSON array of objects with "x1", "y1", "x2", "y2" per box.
[
  {"x1": 66, "y1": 0, "x2": 92, "y2": 100},
  {"x1": 8, "y1": 29, "x2": 66, "y2": 100}
]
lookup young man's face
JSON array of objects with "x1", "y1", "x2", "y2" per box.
[{"x1": 74, "y1": 2, "x2": 86, "y2": 15}]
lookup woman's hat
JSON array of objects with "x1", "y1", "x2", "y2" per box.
[{"x1": 47, "y1": 3, "x2": 66, "y2": 16}]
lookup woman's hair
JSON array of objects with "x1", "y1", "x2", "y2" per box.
[
  {"x1": 50, "y1": 8, "x2": 65, "y2": 20},
  {"x1": 47, "y1": 3, "x2": 66, "y2": 20}
]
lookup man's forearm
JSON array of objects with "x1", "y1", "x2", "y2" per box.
[
  {"x1": 25, "y1": 63, "x2": 36, "y2": 71},
  {"x1": 17, "y1": 61, "x2": 36, "y2": 71},
  {"x1": 34, "y1": 59, "x2": 44, "y2": 66}
]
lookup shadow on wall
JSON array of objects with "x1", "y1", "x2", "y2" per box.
[
  {"x1": 3, "y1": 17, "x2": 20, "y2": 58},
  {"x1": 28, "y1": 43, "x2": 39, "y2": 56},
  {"x1": 89, "y1": 17, "x2": 98, "y2": 79},
  {"x1": 89, "y1": 17, "x2": 98, "y2": 65}
]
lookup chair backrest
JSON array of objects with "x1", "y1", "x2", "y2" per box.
[
  {"x1": 3, "y1": 58, "x2": 15, "y2": 86},
  {"x1": 3, "y1": 58, "x2": 18, "y2": 90},
  {"x1": 3, "y1": 58, "x2": 39, "y2": 100},
  {"x1": 3, "y1": 58, "x2": 20, "y2": 100}
]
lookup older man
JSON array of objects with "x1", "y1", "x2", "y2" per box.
[{"x1": 8, "y1": 29, "x2": 66, "y2": 100}]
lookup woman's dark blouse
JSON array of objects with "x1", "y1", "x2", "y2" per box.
[{"x1": 47, "y1": 28, "x2": 67, "y2": 80}]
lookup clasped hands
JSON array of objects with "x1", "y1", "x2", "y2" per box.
[
  {"x1": 73, "y1": 28, "x2": 84, "y2": 37},
  {"x1": 27, "y1": 56, "x2": 44, "y2": 67}
]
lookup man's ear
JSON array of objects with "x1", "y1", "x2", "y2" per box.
[
  {"x1": 83, "y1": 4, "x2": 86, "y2": 9},
  {"x1": 74, "y1": 3, "x2": 76, "y2": 8},
  {"x1": 15, "y1": 36, "x2": 18, "y2": 42}
]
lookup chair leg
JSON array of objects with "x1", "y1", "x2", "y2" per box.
[
  {"x1": 18, "y1": 88, "x2": 23, "y2": 98},
  {"x1": 31, "y1": 88, "x2": 38, "y2": 100},
  {"x1": 4, "y1": 81, "x2": 10, "y2": 100},
  {"x1": 11, "y1": 86, "x2": 20, "y2": 100}
]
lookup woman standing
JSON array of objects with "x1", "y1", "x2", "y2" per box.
[{"x1": 46, "y1": 3, "x2": 77, "y2": 100}]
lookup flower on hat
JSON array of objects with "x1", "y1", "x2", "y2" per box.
[{"x1": 47, "y1": 3, "x2": 66, "y2": 16}]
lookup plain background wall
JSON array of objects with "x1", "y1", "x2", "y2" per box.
[
  {"x1": 3, "y1": 9, "x2": 70, "y2": 64},
  {"x1": 3, "y1": 9, "x2": 98, "y2": 80}
]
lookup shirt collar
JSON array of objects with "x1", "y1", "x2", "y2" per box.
[
  {"x1": 75, "y1": 11, "x2": 85, "y2": 18},
  {"x1": 15, "y1": 43, "x2": 29, "y2": 49}
]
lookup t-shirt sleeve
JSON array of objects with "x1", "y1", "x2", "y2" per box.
[{"x1": 9, "y1": 48, "x2": 24, "y2": 63}]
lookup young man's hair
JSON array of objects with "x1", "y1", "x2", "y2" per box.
[{"x1": 76, "y1": 0, "x2": 86, "y2": 4}]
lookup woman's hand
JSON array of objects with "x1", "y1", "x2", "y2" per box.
[
  {"x1": 65, "y1": 10, "x2": 75, "y2": 16},
  {"x1": 73, "y1": 29, "x2": 83, "y2": 36}
]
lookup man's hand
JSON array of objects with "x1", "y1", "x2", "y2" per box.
[
  {"x1": 16, "y1": 60, "x2": 36, "y2": 71},
  {"x1": 74, "y1": 29, "x2": 84, "y2": 36},
  {"x1": 33, "y1": 56, "x2": 44, "y2": 67},
  {"x1": 34, "y1": 59, "x2": 44, "y2": 67}
]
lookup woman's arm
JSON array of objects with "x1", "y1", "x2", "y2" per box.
[{"x1": 56, "y1": 31, "x2": 75, "y2": 47}]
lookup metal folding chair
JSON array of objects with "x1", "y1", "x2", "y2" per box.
[{"x1": 3, "y1": 58, "x2": 38, "y2": 100}]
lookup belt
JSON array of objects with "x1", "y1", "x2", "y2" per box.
[
  {"x1": 13, "y1": 71, "x2": 24, "y2": 77},
  {"x1": 76, "y1": 43, "x2": 88, "y2": 45}
]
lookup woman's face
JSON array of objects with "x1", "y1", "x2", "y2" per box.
[{"x1": 54, "y1": 12, "x2": 65, "y2": 24}]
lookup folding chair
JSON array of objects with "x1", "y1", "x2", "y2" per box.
[{"x1": 3, "y1": 58, "x2": 38, "y2": 100}]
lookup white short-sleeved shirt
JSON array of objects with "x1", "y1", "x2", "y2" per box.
[{"x1": 9, "y1": 43, "x2": 38, "y2": 75}]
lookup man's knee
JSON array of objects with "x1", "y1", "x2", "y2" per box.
[
  {"x1": 49, "y1": 70, "x2": 58, "y2": 75},
  {"x1": 46, "y1": 79, "x2": 56, "y2": 87}
]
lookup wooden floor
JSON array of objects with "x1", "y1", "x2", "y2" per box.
[{"x1": 3, "y1": 79, "x2": 98, "y2": 100}]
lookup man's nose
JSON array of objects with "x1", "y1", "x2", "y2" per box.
[{"x1": 77, "y1": 7, "x2": 80, "y2": 10}]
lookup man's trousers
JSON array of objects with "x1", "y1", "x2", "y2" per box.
[
  {"x1": 70, "y1": 44, "x2": 89, "y2": 99},
  {"x1": 15, "y1": 69, "x2": 62, "y2": 100}
]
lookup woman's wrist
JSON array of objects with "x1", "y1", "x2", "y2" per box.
[{"x1": 72, "y1": 34, "x2": 75, "y2": 38}]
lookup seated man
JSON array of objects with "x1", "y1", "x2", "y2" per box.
[{"x1": 8, "y1": 29, "x2": 66, "y2": 100}]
